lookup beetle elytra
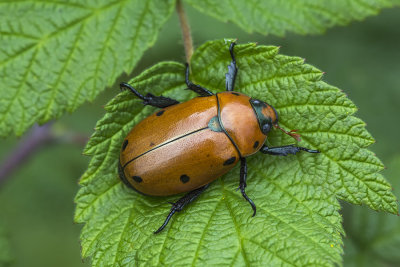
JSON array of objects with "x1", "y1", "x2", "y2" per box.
[{"x1": 118, "y1": 42, "x2": 319, "y2": 233}]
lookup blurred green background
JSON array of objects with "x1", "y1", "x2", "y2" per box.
[{"x1": 0, "y1": 5, "x2": 399, "y2": 267}]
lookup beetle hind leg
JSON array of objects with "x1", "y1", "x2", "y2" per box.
[
  {"x1": 154, "y1": 184, "x2": 210, "y2": 234},
  {"x1": 226, "y1": 42, "x2": 238, "y2": 92},
  {"x1": 120, "y1": 82, "x2": 179, "y2": 108},
  {"x1": 238, "y1": 158, "x2": 257, "y2": 216}
]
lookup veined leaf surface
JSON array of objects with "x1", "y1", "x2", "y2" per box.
[
  {"x1": 75, "y1": 40, "x2": 398, "y2": 266},
  {"x1": 0, "y1": 0, "x2": 175, "y2": 136}
]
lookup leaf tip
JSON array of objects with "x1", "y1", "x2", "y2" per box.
[{"x1": 223, "y1": 38, "x2": 237, "y2": 45}]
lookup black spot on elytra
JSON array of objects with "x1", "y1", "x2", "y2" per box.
[
  {"x1": 253, "y1": 141, "x2": 259, "y2": 149},
  {"x1": 150, "y1": 142, "x2": 155, "y2": 147},
  {"x1": 180, "y1": 174, "x2": 190, "y2": 183},
  {"x1": 132, "y1": 176, "x2": 142, "y2": 183},
  {"x1": 122, "y1": 140, "x2": 128, "y2": 151},
  {"x1": 156, "y1": 110, "x2": 165, "y2": 116},
  {"x1": 231, "y1": 92, "x2": 240, "y2": 96},
  {"x1": 223, "y1": 157, "x2": 236, "y2": 166}
]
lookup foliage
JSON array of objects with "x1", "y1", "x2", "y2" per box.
[
  {"x1": 0, "y1": 0, "x2": 175, "y2": 137},
  {"x1": 343, "y1": 156, "x2": 400, "y2": 267},
  {"x1": 1, "y1": 0, "x2": 399, "y2": 266},
  {"x1": 75, "y1": 40, "x2": 398, "y2": 266},
  {"x1": 1, "y1": 0, "x2": 399, "y2": 137},
  {"x1": 186, "y1": 0, "x2": 400, "y2": 36}
]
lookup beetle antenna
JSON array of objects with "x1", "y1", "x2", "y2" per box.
[{"x1": 274, "y1": 124, "x2": 301, "y2": 142}]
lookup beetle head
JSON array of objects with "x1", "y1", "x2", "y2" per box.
[
  {"x1": 249, "y1": 99, "x2": 278, "y2": 135},
  {"x1": 249, "y1": 98, "x2": 301, "y2": 141}
]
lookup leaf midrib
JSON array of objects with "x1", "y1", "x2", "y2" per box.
[
  {"x1": 91, "y1": 2, "x2": 126, "y2": 100},
  {"x1": 190, "y1": 198, "x2": 223, "y2": 266},
  {"x1": 42, "y1": 23, "x2": 86, "y2": 121}
]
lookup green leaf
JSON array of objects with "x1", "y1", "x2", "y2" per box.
[
  {"x1": 343, "y1": 155, "x2": 400, "y2": 267},
  {"x1": 184, "y1": 0, "x2": 398, "y2": 36},
  {"x1": 75, "y1": 39, "x2": 398, "y2": 266},
  {"x1": 0, "y1": 0, "x2": 175, "y2": 137}
]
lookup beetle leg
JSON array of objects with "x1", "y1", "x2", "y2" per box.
[
  {"x1": 120, "y1": 82, "x2": 179, "y2": 108},
  {"x1": 259, "y1": 145, "x2": 320, "y2": 156},
  {"x1": 185, "y1": 63, "x2": 214, "y2": 96},
  {"x1": 239, "y1": 157, "x2": 257, "y2": 217},
  {"x1": 225, "y1": 42, "x2": 238, "y2": 92},
  {"x1": 154, "y1": 184, "x2": 210, "y2": 234}
]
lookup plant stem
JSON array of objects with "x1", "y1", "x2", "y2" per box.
[
  {"x1": 0, "y1": 123, "x2": 89, "y2": 186},
  {"x1": 176, "y1": 0, "x2": 193, "y2": 63},
  {"x1": 0, "y1": 123, "x2": 54, "y2": 185}
]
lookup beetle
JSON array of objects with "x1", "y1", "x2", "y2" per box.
[{"x1": 118, "y1": 42, "x2": 319, "y2": 234}]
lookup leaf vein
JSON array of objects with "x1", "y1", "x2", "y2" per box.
[
  {"x1": 42, "y1": 23, "x2": 85, "y2": 121},
  {"x1": 92, "y1": 2, "x2": 125, "y2": 98},
  {"x1": 190, "y1": 198, "x2": 223, "y2": 266}
]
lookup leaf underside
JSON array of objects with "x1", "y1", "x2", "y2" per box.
[
  {"x1": 185, "y1": 0, "x2": 400, "y2": 36},
  {"x1": 75, "y1": 40, "x2": 398, "y2": 266},
  {"x1": 0, "y1": 0, "x2": 175, "y2": 137}
]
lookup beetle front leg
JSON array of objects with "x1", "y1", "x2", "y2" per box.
[
  {"x1": 154, "y1": 184, "x2": 210, "y2": 234},
  {"x1": 238, "y1": 157, "x2": 257, "y2": 217},
  {"x1": 259, "y1": 145, "x2": 320, "y2": 156},
  {"x1": 120, "y1": 82, "x2": 179, "y2": 108},
  {"x1": 185, "y1": 63, "x2": 214, "y2": 96},
  {"x1": 225, "y1": 42, "x2": 238, "y2": 92}
]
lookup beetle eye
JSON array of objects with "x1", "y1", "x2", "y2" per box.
[{"x1": 262, "y1": 123, "x2": 272, "y2": 134}]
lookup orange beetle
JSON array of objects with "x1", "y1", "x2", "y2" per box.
[{"x1": 118, "y1": 42, "x2": 319, "y2": 233}]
